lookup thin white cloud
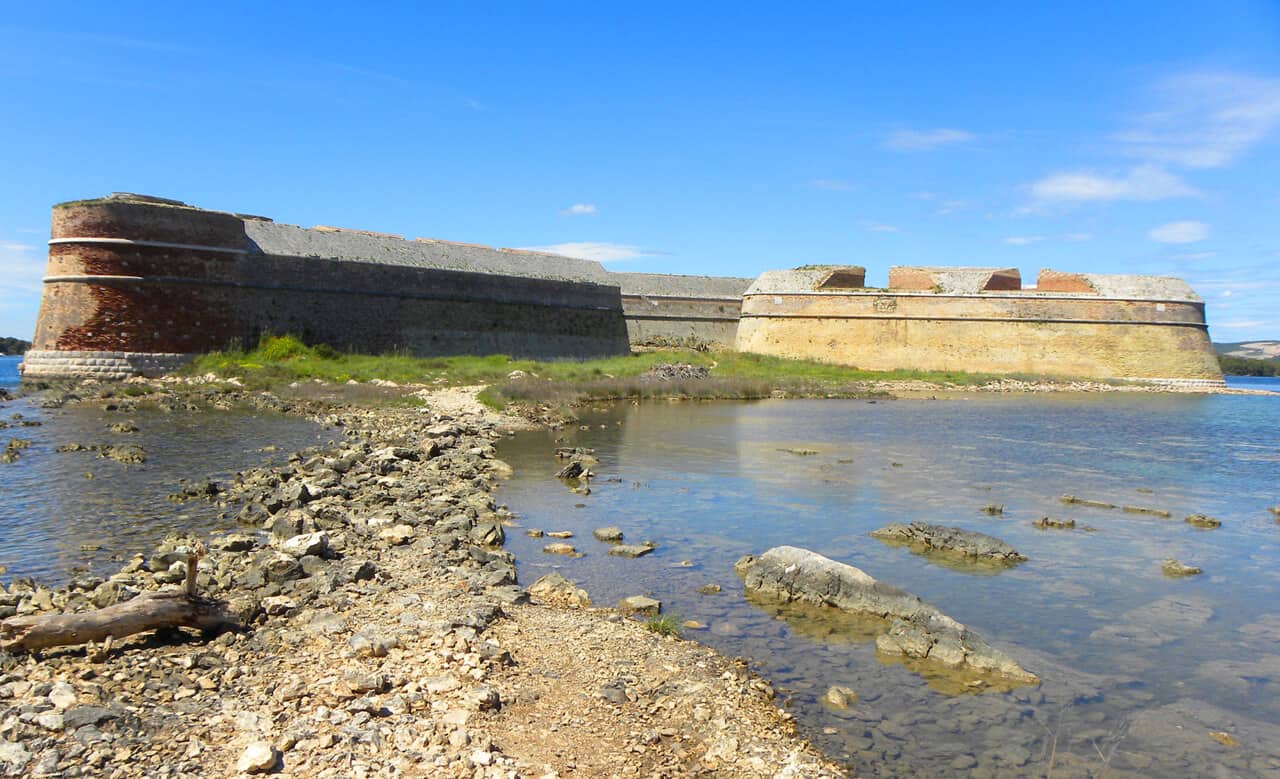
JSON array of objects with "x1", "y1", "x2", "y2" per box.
[
  {"x1": 560, "y1": 203, "x2": 598, "y2": 216},
  {"x1": 1004, "y1": 235, "x2": 1044, "y2": 246},
  {"x1": 1149, "y1": 220, "x2": 1210, "y2": 244},
  {"x1": 1063, "y1": 232, "x2": 1093, "y2": 242},
  {"x1": 0, "y1": 240, "x2": 44, "y2": 296},
  {"x1": 883, "y1": 128, "x2": 975, "y2": 151},
  {"x1": 808, "y1": 179, "x2": 852, "y2": 191},
  {"x1": 1216, "y1": 319, "x2": 1268, "y2": 329},
  {"x1": 520, "y1": 242, "x2": 648, "y2": 262},
  {"x1": 1029, "y1": 164, "x2": 1199, "y2": 204},
  {"x1": 1170, "y1": 250, "x2": 1217, "y2": 261},
  {"x1": 1117, "y1": 71, "x2": 1280, "y2": 169},
  {"x1": 859, "y1": 221, "x2": 900, "y2": 233}
]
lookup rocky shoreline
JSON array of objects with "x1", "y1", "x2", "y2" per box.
[{"x1": 0, "y1": 380, "x2": 845, "y2": 778}]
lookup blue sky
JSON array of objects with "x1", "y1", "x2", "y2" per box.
[{"x1": 2, "y1": 2, "x2": 1278, "y2": 342}]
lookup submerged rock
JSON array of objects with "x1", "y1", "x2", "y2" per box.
[
  {"x1": 1185, "y1": 514, "x2": 1221, "y2": 529},
  {"x1": 822, "y1": 685, "x2": 857, "y2": 709},
  {"x1": 1123, "y1": 505, "x2": 1172, "y2": 518},
  {"x1": 734, "y1": 546, "x2": 1037, "y2": 684},
  {"x1": 1163, "y1": 559, "x2": 1203, "y2": 577},
  {"x1": 980, "y1": 503, "x2": 1004, "y2": 516},
  {"x1": 608, "y1": 543, "x2": 656, "y2": 559},
  {"x1": 1031, "y1": 516, "x2": 1075, "y2": 530},
  {"x1": 1059, "y1": 494, "x2": 1117, "y2": 510},
  {"x1": 870, "y1": 522, "x2": 1026, "y2": 565}
]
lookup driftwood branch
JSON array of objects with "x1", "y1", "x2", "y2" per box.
[{"x1": 0, "y1": 541, "x2": 236, "y2": 654}]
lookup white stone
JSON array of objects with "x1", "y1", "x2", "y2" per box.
[
  {"x1": 48, "y1": 681, "x2": 77, "y2": 710},
  {"x1": 235, "y1": 741, "x2": 279, "y2": 773}
]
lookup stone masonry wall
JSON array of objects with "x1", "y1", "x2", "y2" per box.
[
  {"x1": 612, "y1": 272, "x2": 753, "y2": 349},
  {"x1": 27, "y1": 196, "x2": 631, "y2": 378}
]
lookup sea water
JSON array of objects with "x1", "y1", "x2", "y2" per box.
[{"x1": 497, "y1": 386, "x2": 1280, "y2": 777}]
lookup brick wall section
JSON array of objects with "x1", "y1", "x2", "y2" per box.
[{"x1": 29, "y1": 197, "x2": 632, "y2": 377}]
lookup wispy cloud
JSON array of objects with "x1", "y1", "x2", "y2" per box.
[
  {"x1": 859, "y1": 221, "x2": 900, "y2": 233},
  {"x1": 883, "y1": 128, "x2": 974, "y2": 151},
  {"x1": 560, "y1": 203, "x2": 598, "y2": 216},
  {"x1": 1029, "y1": 164, "x2": 1199, "y2": 204},
  {"x1": 1170, "y1": 250, "x2": 1217, "y2": 261},
  {"x1": 1117, "y1": 71, "x2": 1280, "y2": 169},
  {"x1": 0, "y1": 241, "x2": 44, "y2": 297},
  {"x1": 1216, "y1": 319, "x2": 1268, "y2": 329},
  {"x1": 520, "y1": 242, "x2": 650, "y2": 262},
  {"x1": 1063, "y1": 232, "x2": 1093, "y2": 242},
  {"x1": 1148, "y1": 220, "x2": 1210, "y2": 244},
  {"x1": 808, "y1": 179, "x2": 852, "y2": 191},
  {"x1": 1004, "y1": 235, "x2": 1044, "y2": 246}
]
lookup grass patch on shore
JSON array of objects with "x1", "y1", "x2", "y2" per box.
[
  {"x1": 643, "y1": 614, "x2": 682, "y2": 637},
  {"x1": 188, "y1": 334, "x2": 1010, "y2": 405}
]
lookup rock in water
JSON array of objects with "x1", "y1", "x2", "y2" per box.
[
  {"x1": 1031, "y1": 516, "x2": 1075, "y2": 530},
  {"x1": 617, "y1": 595, "x2": 661, "y2": 616},
  {"x1": 528, "y1": 572, "x2": 591, "y2": 608},
  {"x1": 1163, "y1": 559, "x2": 1203, "y2": 577},
  {"x1": 592, "y1": 526, "x2": 624, "y2": 542},
  {"x1": 1185, "y1": 514, "x2": 1221, "y2": 529},
  {"x1": 870, "y1": 522, "x2": 1026, "y2": 565},
  {"x1": 608, "y1": 543, "x2": 656, "y2": 559},
  {"x1": 823, "y1": 685, "x2": 857, "y2": 709},
  {"x1": 734, "y1": 546, "x2": 1037, "y2": 684}
]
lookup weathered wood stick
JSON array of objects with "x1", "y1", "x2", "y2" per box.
[{"x1": 0, "y1": 589, "x2": 237, "y2": 653}]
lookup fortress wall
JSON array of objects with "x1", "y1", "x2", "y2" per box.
[
  {"x1": 26, "y1": 197, "x2": 631, "y2": 378},
  {"x1": 736, "y1": 291, "x2": 1222, "y2": 381},
  {"x1": 612, "y1": 272, "x2": 752, "y2": 348}
]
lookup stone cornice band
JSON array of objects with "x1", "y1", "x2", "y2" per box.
[{"x1": 49, "y1": 237, "x2": 248, "y2": 255}]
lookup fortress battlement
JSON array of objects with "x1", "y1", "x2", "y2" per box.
[{"x1": 23, "y1": 195, "x2": 1223, "y2": 385}]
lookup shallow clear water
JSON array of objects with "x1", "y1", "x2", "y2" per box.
[
  {"x1": 0, "y1": 394, "x2": 331, "y2": 585},
  {"x1": 497, "y1": 388, "x2": 1280, "y2": 777},
  {"x1": 0, "y1": 356, "x2": 19, "y2": 389}
]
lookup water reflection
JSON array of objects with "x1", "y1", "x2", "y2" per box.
[
  {"x1": 0, "y1": 397, "x2": 329, "y2": 584},
  {"x1": 498, "y1": 393, "x2": 1280, "y2": 776}
]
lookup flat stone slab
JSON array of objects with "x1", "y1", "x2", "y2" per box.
[
  {"x1": 592, "y1": 526, "x2": 624, "y2": 542},
  {"x1": 734, "y1": 546, "x2": 1036, "y2": 685},
  {"x1": 870, "y1": 522, "x2": 1026, "y2": 565},
  {"x1": 608, "y1": 544, "x2": 655, "y2": 559}
]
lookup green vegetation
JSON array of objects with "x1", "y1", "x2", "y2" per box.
[
  {"x1": 643, "y1": 614, "x2": 682, "y2": 637},
  {"x1": 0, "y1": 337, "x2": 30, "y2": 355},
  {"x1": 1218, "y1": 354, "x2": 1280, "y2": 377},
  {"x1": 188, "y1": 334, "x2": 1030, "y2": 408}
]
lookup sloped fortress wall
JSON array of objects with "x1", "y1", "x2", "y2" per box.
[
  {"x1": 613, "y1": 272, "x2": 753, "y2": 349},
  {"x1": 735, "y1": 266, "x2": 1223, "y2": 384},
  {"x1": 25, "y1": 195, "x2": 631, "y2": 379}
]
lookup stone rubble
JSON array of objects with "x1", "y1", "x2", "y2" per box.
[{"x1": 0, "y1": 380, "x2": 844, "y2": 778}]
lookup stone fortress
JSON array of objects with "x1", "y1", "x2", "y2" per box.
[{"x1": 23, "y1": 194, "x2": 1224, "y2": 386}]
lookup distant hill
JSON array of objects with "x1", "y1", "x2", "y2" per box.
[
  {"x1": 1214, "y1": 341, "x2": 1280, "y2": 377},
  {"x1": 1214, "y1": 340, "x2": 1280, "y2": 360},
  {"x1": 0, "y1": 337, "x2": 30, "y2": 356}
]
